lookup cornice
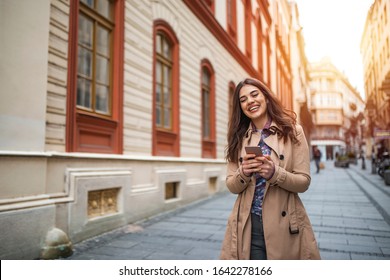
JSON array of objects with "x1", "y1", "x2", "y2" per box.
[{"x1": 183, "y1": 0, "x2": 259, "y2": 79}]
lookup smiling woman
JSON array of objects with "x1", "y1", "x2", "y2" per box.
[{"x1": 221, "y1": 77, "x2": 320, "y2": 260}]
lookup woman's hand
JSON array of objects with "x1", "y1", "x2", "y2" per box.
[{"x1": 242, "y1": 154, "x2": 275, "y2": 180}]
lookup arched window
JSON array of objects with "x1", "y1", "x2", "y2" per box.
[
  {"x1": 201, "y1": 59, "x2": 216, "y2": 158},
  {"x1": 66, "y1": 0, "x2": 124, "y2": 153},
  {"x1": 153, "y1": 20, "x2": 180, "y2": 156}
]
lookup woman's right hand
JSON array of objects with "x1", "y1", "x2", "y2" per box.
[{"x1": 242, "y1": 153, "x2": 263, "y2": 177}]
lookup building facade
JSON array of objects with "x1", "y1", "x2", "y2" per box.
[
  {"x1": 309, "y1": 58, "x2": 365, "y2": 160},
  {"x1": 0, "y1": 0, "x2": 307, "y2": 259},
  {"x1": 361, "y1": 0, "x2": 390, "y2": 158},
  {"x1": 289, "y1": 1, "x2": 313, "y2": 146}
]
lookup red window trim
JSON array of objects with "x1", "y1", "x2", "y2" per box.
[
  {"x1": 66, "y1": 0, "x2": 124, "y2": 154},
  {"x1": 201, "y1": 59, "x2": 216, "y2": 159},
  {"x1": 152, "y1": 20, "x2": 180, "y2": 157},
  {"x1": 204, "y1": 0, "x2": 215, "y2": 14},
  {"x1": 256, "y1": 11, "x2": 264, "y2": 79},
  {"x1": 245, "y1": 0, "x2": 252, "y2": 59},
  {"x1": 226, "y1": 0, "x2": 237, "y2": 43}
]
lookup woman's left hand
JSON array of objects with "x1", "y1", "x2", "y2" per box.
[{"x1": 257, "y1": 155, "x2": 275, "y2": 180}]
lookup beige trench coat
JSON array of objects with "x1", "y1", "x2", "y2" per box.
[{"x1": 220, "y1": 122, "x2": 321, "y2": 260}]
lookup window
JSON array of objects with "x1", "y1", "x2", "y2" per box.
[
  {"x1": 208, "y1": 177, "x2": 217, "y2": 194},
  {"x1": 257, "y1": 15, "x2": 263, "y2": 78},
  {"x1": 153, "y1": 20, "x2": 180, "y2": 156},
  {"x1": 77, "y1": 5, "x2": 111, "y2": 115},
  {"x1": 266, "y1": 35, "x2": 271, "y2": 86},
  {"x1": 165, "y1": 182, "x2": 179, "y2": 200},
  {"x1": 244, "y1": 0, "x2": 252, "y2": 59},
  {"x1": 226, "y1": 0, "x2": 237, "y2": 42},
  {"x1": 88, "y1": 188, "x2": 119, "y2": 218},
  {"x1": 67, "y1": 0, "x2": 124, "y2": 153},
  {"x1": 155, "y1": 33, "x2": 172, "y2": 130},
  {"x1": 201, "y1": 59, "x2": 216, "y2": 158}
]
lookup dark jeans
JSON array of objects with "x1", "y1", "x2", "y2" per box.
[
  {"x1": 315, "y1": 159, "x2": 320, "y2": 173},
  {"x1": 250, "y1": 213, "x2": 267, "y2": 260}
]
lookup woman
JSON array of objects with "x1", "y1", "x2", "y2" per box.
[{"x1": 220, "y1": 78, "x2": 320, "y2": 260}]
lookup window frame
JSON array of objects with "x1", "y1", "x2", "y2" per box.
[
  {"x1": 152, "y1": 20, "x2": 180, "y2": 157},
  {"x1": 200, "y1": 59, "x2": 216, "y2": 159},
  {"x1": 76, "y1": 4, "x2": 113, "y2": 116},
  {"x1": 244, "y1": 0, "x2": 252, "y2": 59},
  {"x1": 66, "y1": 0, "x2": 124, "y2": 154},
  {"x1": 226, "y1": 0, "x2": 237, "y2": 43},
  {"x1": 256, "y1": 12, "x2": 264, "y2": 79}
]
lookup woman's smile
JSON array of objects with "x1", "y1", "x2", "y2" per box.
[{"x1": 248, "y1": 104, "x2": 260, "y2": 112}]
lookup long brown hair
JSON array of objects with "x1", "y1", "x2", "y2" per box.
[{"x1": 225, "y1": 78, "x2": 298, "y2": 163}]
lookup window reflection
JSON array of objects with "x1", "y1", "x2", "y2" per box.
[
  {"x1": 77, "y1": 1, "x2": 112, "y2": 116},
  {"x1": 155, "y1": 32, "x2": 173, "y2": 129}
]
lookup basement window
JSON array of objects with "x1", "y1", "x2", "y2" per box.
[
  {"x1": 209, "y1": 176, "x2": 217, "y2": 194},
  {"x1": 165, "y1": 182, "x2": 179, "y2": 200},
  {"x1": 88, "y1": 188, "x2": 119, "y2": 218}
]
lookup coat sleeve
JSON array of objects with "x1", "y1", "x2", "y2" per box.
[
  {"x1": 225, "y1": 160, "x2": 253, "y2": 194},
  {"x1": 268, "y1": 125, "x2": 311, "y2": 193}
]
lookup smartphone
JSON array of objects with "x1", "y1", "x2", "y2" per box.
[{"x1": 245, "y1": 146, "x2": 263, "y2": 157}]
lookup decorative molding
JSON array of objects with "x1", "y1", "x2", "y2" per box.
[
  {"x1": 0, "y1": 168, "x2": 132, "y2": 212},
  {"x1": 0, "y1": 150, "x2": 226, "y2": 163}
]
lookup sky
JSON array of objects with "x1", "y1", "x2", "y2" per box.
[{"x1": 294, "y1": 0, "x2": 375, "y2": 99}]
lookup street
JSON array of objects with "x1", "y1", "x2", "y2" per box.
[{"x1": 65, "y1": 160, "x2": 390, "y2": 260}]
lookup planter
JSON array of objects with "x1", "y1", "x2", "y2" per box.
[
  {"x1": 334, "y1": 160, "x2": 349, "y2": 168},
  {"x1": 384, "y1": 170, "x2": 390, "y2": 186}
]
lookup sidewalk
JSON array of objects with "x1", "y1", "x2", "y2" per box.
[
  {"x1": 304, "y1": 159, "x2": 390, "y2": 259},
  {"x1": 65, "y1": 160, "x2": 390, "y2": 260}
]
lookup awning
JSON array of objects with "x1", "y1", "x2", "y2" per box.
[{"x1": 311, "y1": 140, "x2": 346, "y2": 147}]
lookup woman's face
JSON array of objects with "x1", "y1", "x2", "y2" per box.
[{"x1": 239, "y1": 84, "x2": 268, "y2": 121}]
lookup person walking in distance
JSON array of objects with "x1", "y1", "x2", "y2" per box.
[
  {"x1": 313, "y1": 147, "x2": 322, "y2": 174},
  {"x1": 220, "y1": 78, "x2": 320, "y2": 260}
]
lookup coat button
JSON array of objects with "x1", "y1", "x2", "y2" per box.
[
  {"x1": 279, "y1": 154, "x2": 284, "y2": 160},
  {"x1": 281, "y1": 211, "x2": 287, "y2": 217},
  {"x1": 240, "y1": 179, "x2": 245, "y2": 184}
]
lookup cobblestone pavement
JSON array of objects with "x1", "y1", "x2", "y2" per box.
[{"x1": 65, "y1": 160, "x2": 390, "y2": 260}]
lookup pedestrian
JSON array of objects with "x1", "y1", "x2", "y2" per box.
[
  {"x1": 313, "y1": 146, "x2": 322, "y2": 173},
  {"x1": 360, "y1": 150, "x2": 366, "y2": 170},
  {"x1": 220, "y1": 77, "x2": 320, "y2": 260}
]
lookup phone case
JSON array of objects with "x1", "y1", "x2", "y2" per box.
[{"x1": 245, "y1": 146, "x2": 263, "y2": 156}]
